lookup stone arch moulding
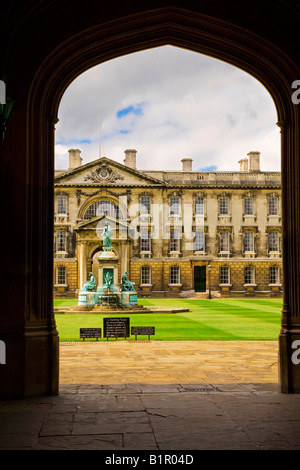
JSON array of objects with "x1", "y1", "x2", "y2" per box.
[
  {"x1": 78, "y1": 195, "x2": 128, "y2": 221},
  {"x1": 86, "y1": 244, "x2": 101, "y2": 260},
  {"x1": 25, "y1": 7, "x2": 300, "y2": 394}
]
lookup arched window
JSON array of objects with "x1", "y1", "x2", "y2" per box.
[{"x1": 83, "y1": 200, "x2": 125, "y2": 220}]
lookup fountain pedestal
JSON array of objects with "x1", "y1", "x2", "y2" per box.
[{"x1": 77, "y1": 223, "x2": 137, "y2": 310}]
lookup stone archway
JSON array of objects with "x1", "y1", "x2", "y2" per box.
[{"x1": 1, "y1": 2, "x2": 300, "y2": 396}]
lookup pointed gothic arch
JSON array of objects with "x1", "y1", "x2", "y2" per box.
[{"x1": 1, "y1": 2, "x2": 300, "y2": 396}]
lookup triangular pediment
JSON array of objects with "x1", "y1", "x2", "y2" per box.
[
  {"x1": 55, "y1": 156, "x2": 166, "y2": 187},
  {"x1": 74, "y1": 214, "x2": 129, "y2": 231}
]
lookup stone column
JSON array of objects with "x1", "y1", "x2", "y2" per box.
[
  {"x1": 119, "y1": 241, "x2": 131, "y2": 283},
  {"x1": 0, "y1": 112, "x2": 59, "y2": 398},
  {"x1": 78, "y1": 242, "x2": 87, "y2": 290},
  {"x1": 278, "y1": 120, "x2": 300, "y2": 393},
  {"x1": 125, "y1": 241, "x2": 131, "y2": 274},
  {"x1": 120, "y1": 241, "x2": 126, "y2": 278}
]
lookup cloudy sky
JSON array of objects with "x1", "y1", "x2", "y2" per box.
[{"x1": 55, "y1": 45, "x2": 280, "y2": 173}]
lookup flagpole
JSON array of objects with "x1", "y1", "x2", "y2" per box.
[{"x1": 99, "y1": 113, "x2": 101, "y2": 158}]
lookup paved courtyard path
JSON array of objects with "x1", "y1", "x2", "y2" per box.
[
  {"x1": 59, "y1": 340, "x2": 278, "y2": 385},
  {"x1": 3, "y1": 341, "x2": 300, "y2": 450}
]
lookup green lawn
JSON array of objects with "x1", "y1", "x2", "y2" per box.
[{"x1": 54, "y1": 298, "x2": 282, "y2": 342}]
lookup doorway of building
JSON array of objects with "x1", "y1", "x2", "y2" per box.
[{"x1": 194, "y1": 266, "x2": 206, "y2": 292}]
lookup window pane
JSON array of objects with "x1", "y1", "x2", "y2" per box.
[
  {"x1": 170, "y1": 197, "x2": 180, "y2": 215},
  {"x1": 96, "y1": 200, "x2": 110, "y2": 216},
  {"x1": 244, "y1": 197, "x2": 254, "y2": 215},
  {"x1": 84, "y1": 200, "x2": 124, "y2": 220},
  {"x1": 269, "y1": 266, "x2": 280, "y2": 284},
  {"x1": 195, "y1": 197, "x2": 204, "y2": 215},
  {"x1": 220, "y1": 231, "x2": 229, "y2": 251},
  {"x1": 56, "y1": 230, "x2": 66, "y2": 252},
  {"x1": 140, "y1": 229, "x2": 151, "y2": 251},
  {"x1": 269, "y1": 231, "x2": 279, "y2": 251},
  {"x1": 219, "y1": 197, "x2": 229, "y2": 215},
  {"x1": 57, "y1": 266, "x2": 66, "y2": 285},
  {"x1": 170, "y1": 229, "x2": 180, "y2": 251},
  {"x1": 244, "y1": 231, "x2": 254, "y2": 251},
  {"x1": 194, "y1": 230, "x2": 205, "y2": 251},
  {"x1": 140, "y1": 196, "x2": 151, "y2": 215},
  {"x1": 220, "y1": 266, "x2": 229, "y2": 284},
  {"x1": 170, "y1": 266, "x2": 180, "y2": 284},
  {"x1": 269, "y1": 197, "x2": 279, "y2": 215},
  {"x1": 83, "y1": 199, "x2": 125, "y2": 220},
  {"x1": 244, "y1": 266, "x2": 255, "y2": 284},
  {"x1": 84, "y1": 203, "x2": 95, "y2": 219},
  {"x1": 57, "y1": 195, "x2": 67, "y2": 214},
  {"x1": 141, "y1": 266, "x2": 151, "y2": 284}
]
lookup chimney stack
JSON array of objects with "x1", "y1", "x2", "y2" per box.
[
  {"x1": 181, "y1": 158, "x2": 193, "y2": 172},
  {"x1": 124, "y1": 149, "x2": 137, "y2": 170},
  {"x1": 247, "y1": 151, "x2": 261, "y2": 172},
  {"x1": 68, "y1": 149, "x2": 82, "y2": 170},
  {"x1": 238, "y1": 158, "x2": 248, "y2": 171}
]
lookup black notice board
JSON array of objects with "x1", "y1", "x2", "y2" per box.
[
  {"x1": 103, "y1": 317, "x2": 130, "y2": 339},
  {"x1": 80, "y1": 328, "x2": 102, "y2": 340},
  {"x1": 131, "y1": 327, "x2": 155, "y2": 336}
]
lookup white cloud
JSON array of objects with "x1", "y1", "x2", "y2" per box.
[{"x1": 55, "y1": 45, "x2": 280, "y2": 172}]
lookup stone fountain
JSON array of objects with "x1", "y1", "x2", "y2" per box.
[{"x1": 77, "y1": 222, "x2": 138, "y2": 311}]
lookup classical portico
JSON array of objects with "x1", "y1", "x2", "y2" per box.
[{"x1": 74, "y1": 216, "x2": 131, "y2": 291}]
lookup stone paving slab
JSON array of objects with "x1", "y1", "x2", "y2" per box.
[
  {"x1": 1, "y1": 341, "x2": 300, "y2": 450},
  {"x1": 1, "y1": 383, "x2": 300, "y2": 450}
]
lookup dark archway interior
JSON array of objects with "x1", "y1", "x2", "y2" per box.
[{"x1": 1, "y1": 1, "x2": 300, "y2": 397}]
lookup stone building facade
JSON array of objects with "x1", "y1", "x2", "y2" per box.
[{"x1": 54, "y1": 148, "x2": 282, "y2": 298}]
